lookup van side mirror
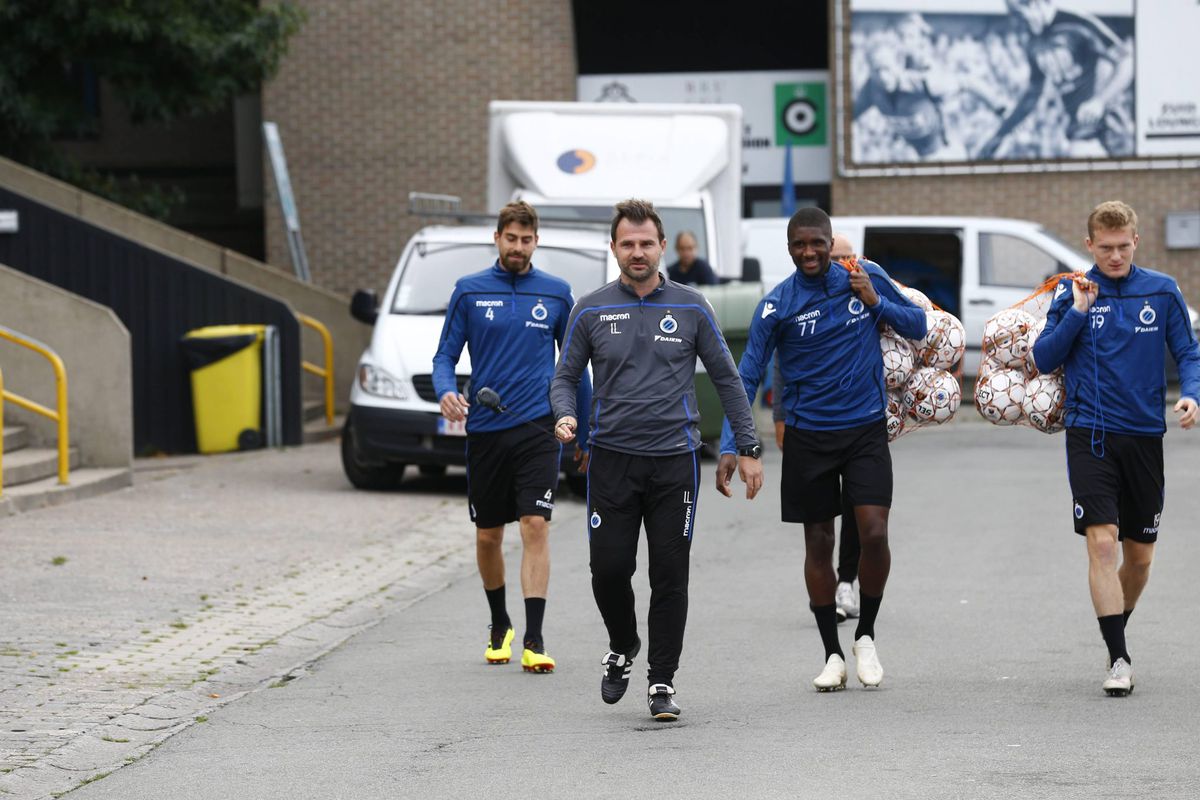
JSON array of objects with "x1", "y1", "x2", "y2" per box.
[
  {"x1": 350, "y1": 289, "x2": 379, "y2": 325},
  {"x1": 741, "y1": 257, "x2": 761, "y2": 283}
]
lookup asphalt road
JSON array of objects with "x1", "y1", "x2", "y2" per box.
[{"x1": 71, "y1": 419, "x2": 1200, "y2": 799}]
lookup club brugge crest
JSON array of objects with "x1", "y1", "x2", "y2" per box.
[
  {"x1": 1138, "y1": 302, "x2": 1156, "y2": 325},
  {"x1": 848, "y1": 297, "x2": 865, "y2": 315},
  {"x1": 1074, "y1": 502, "x2": 1084, "y2": 520},
  {"x1": 531, "y1": 301, "x2": 548, "y2": 321},
  {"x1": 590, "y1": 511, "x2": 602, "y2": 528},
  {"x1": 659, "y1": 312, "x2": 678, "y2": 334}
]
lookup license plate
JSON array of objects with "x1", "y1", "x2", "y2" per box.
[{"x1": 438, "y1": 417, "x2": 467, "y2": 437}]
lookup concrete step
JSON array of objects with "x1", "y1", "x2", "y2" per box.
[
  {"x1": 0, "y1": 467, "x2": 133, "y2": 516},
  {"x1": 304, "y1": 414, "x2": 344, "y2": 444},
  {"x1": 1, "y1": 446, "x2": 81, "y2": 487},
  {"x1": 3, "y1": 425, "x2": 30, "y2": 452}
]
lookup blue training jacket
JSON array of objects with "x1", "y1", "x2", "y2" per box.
[
  {"x1": 1032, "y1": 264, "x2": 1200, "y2": 436},
  {"x1": 433, "y1": 261, "x2": 591, "y2": 443},
  {"x1": 719, "y1": 259, "x2": 927, "y2": 453}
]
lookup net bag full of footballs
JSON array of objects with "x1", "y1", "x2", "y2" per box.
[
  {"x1": 974, "y1": 274, "x2": 1075, "y2": 433},
  {"x1": 838, "y1": 261, "x2": 965, "y2": 442}
]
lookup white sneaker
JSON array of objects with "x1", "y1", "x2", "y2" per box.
[
  {"x1": 812, "y1": 654, "x2": 847, "y2": 692},
  {"x1": 852, "y1": 635, "x2": 883, "y2": 687},
  {"x1": 1102, "y1": 658, "x2": 1134, "y2": 696},
  {"x1": 835, "y1": 581, "x2": 859, "y2": 622}
]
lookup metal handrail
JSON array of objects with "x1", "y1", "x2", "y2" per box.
[
  {"x1": 0, "y1": 325, "x2": 69, "y2": 486},
  {"x1": 296, "y1": 313, "x2": 334, "y2": 426}
]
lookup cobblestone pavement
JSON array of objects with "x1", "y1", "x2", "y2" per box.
[{"x1": 0, "y1": 441, "x2": 548, "y2": 799}]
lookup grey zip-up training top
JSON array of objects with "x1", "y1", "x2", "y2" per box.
[{"x1": 550, "y1": 274, "x2": 758, "y2": 456}]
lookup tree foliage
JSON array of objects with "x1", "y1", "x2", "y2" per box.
[{"x1": 0, "y1": 0, "x2": 304, "y2": 216}]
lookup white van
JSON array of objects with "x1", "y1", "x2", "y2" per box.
[
  {"x1": 742, "y1": 215, "x2": 1200, "y2": 374},
  {"x1": 342, "y1": 223, "x2": 615, "y2": 491}
]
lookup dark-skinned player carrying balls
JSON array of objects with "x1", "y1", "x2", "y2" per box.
[{"x1": 716, "y1": 207, "x2": 925, "y2": 692}]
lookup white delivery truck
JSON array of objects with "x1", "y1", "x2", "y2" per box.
[
  {"x1": 488, "y1": 100, "x2": 746, "y2": 280},
  {"x1": 742, "y1": 215, "x2": 1200, "y2": 376},
  {"x1": 342, "y1": 222, "x2": 615, "y2": 491}
]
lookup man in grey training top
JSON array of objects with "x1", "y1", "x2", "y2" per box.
[{"x1": 551, "y1": 198, "x2": 763, "y2": 721}]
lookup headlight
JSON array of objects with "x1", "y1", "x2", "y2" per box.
[{"x1": 358, "y1": 363, "x2": 410, "y2": 399}]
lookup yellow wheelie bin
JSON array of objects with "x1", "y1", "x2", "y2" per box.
[{"x1": 181, "y1": 325, "x2": 265, "y2": 453}]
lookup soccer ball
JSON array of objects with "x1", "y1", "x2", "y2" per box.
[
  {"x1": 1025, "y1": 317, "x2": 1047, "y2": 377},
  {"x1": 905, "y1": 368, "x2": 960, "y2": 424},
  {"x1": 885, "y1": 390, "x2": 906, "y2": 441},
  {"x1": 915, "y1": 310, "x2": 966, "y2": 370},
  {"x1": 900, "y1": 286, "x2": 934, "y2": 312},
  {"x1": 982, "y1": 309, "x2": 1037, "y2": 369},
  {"x1": 1022, "y1": 373, "x2": 1066, "y2": 433},
  {"x1": 880, "y1": 332, "x2": 915, "y2": 390},
  {"x1": 974, "y1": 368, "x2": 1027, "y2": 425}
]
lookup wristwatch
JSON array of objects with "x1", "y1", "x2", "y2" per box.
[{"x1": 737, "y1": 443, "x2": 762, "y2": 459}]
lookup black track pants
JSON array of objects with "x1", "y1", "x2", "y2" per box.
[{"x1": 586, "y1": 446, "x2": 699, "y2": 686}]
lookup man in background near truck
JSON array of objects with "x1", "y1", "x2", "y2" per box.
[
  {"x1": 1032, "y1": 200, "x2": 1199, "y2": 696},
  {"x1": 433, "y1": 201, "x2": 591, "y2": 675},
  {"x1": 772, "y1": 232, "x2": 863, "y2": 624},
  {"x1": 551, "y1": 199, "x2": 762, "y2": 720},
  {"x1": 666, "y1": 231, "x2": 719, "y2": 286},
  {"x1": 717, "y1": 207, "x2": 926, "y2": 692}
]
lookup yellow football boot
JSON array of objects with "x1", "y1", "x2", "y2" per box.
[
  {"x1": 521, "y1": 647, "x2": 556, "y2": 674},
  {"x1": 485, "y1": 627, "x2": 514, "y2": 664}
]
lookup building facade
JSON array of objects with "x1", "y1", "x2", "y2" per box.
[{"x1": 260, "y1": 0, "x2": 1198, "y2": 299}]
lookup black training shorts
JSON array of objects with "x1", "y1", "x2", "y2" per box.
[
  {"x1": 781, "y1": 419, "x2": 892, "y2": 524},
  {"x1": 1065, "y1": 427, "x2": 1164, "y2": 543},
  {"x1": 466, "y1": 416, "x2": 560, "y2": 528}
]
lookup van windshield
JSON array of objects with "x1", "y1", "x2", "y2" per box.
[{"x1": 390, "y1": 243, "x2": 608, "y2": 314}]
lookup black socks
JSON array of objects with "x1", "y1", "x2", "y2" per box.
[
  {"x1": 485, "y1": 585, "x2": 510, "y2": 643},
  {"x1": 1098, "y1": 614, "x2": 1131, "y2": 666},
  {"x1": 854, "y1": 593, "x2": 883, "y2": 641},
  {"x1": 524, "y1": 597, "x2": 546, "y2": 651},
  {"x1": 486, "y1": 588, "x2": 549, "y2": 651},
  {"x1": 811, "y1": 603, "x2": 843, "y2": 660}
]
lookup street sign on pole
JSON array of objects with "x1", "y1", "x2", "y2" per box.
[{"x1": 262, "y1": 122, "x2": 312, "y2": 283}]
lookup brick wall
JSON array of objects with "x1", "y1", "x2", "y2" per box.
[{"x1": 261, "y1": 0, "x2": 577, "y2": 296}]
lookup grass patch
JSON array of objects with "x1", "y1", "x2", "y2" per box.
[
  {"x1": 194, "y1": 715, "x2": 208, "y2": 723},
  {"x1": 100, "y1": 736, "x2": 130, "y2": 743},
  {"x1": 50, "y1": 556, "x2": 68, "y2": 566},
  {"x1": 79, "y1": 771, "x2": 111, "y2": 787}
]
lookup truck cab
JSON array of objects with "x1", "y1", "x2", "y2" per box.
[{"x1": 342, "y1": 223, "x2": 615, "y2": 490}]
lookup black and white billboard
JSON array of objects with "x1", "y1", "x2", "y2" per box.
[{"x1": 838, "y1": 0, "x2": 1200, "y2": 174}]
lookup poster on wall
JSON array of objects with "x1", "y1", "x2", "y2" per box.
[
  {"x1": 841, "y1": 0, "x2": 1199, "y2": 173},
  {"x1": 577, "y1": 71, "x2": 832, "y2": 186}
]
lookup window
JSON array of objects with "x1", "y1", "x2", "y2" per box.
[
  {"x1": 862, "y1": 228, "x2": 962, "y2": 318},
  {"x1": 979, "y1": 233, "x2": 1067, "y2": 290}
]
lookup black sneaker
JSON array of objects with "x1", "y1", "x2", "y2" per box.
[
  {"x1": 600, "y1": 639, "x2": 640, "y2": 704},
  {"x1": 648, "y1": 683, "x2": 680, "y2": 720}
]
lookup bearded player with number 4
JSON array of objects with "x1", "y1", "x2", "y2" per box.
[
  {"x1": 433, "y1": 201, "x2": 592, "y2": 675},
  {"x1": 1033, "y1": 201, "x2": 1200, "y2": 697},
  {"x1": 716, "y1": 207, "x2": 926, "y2": 692}
]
